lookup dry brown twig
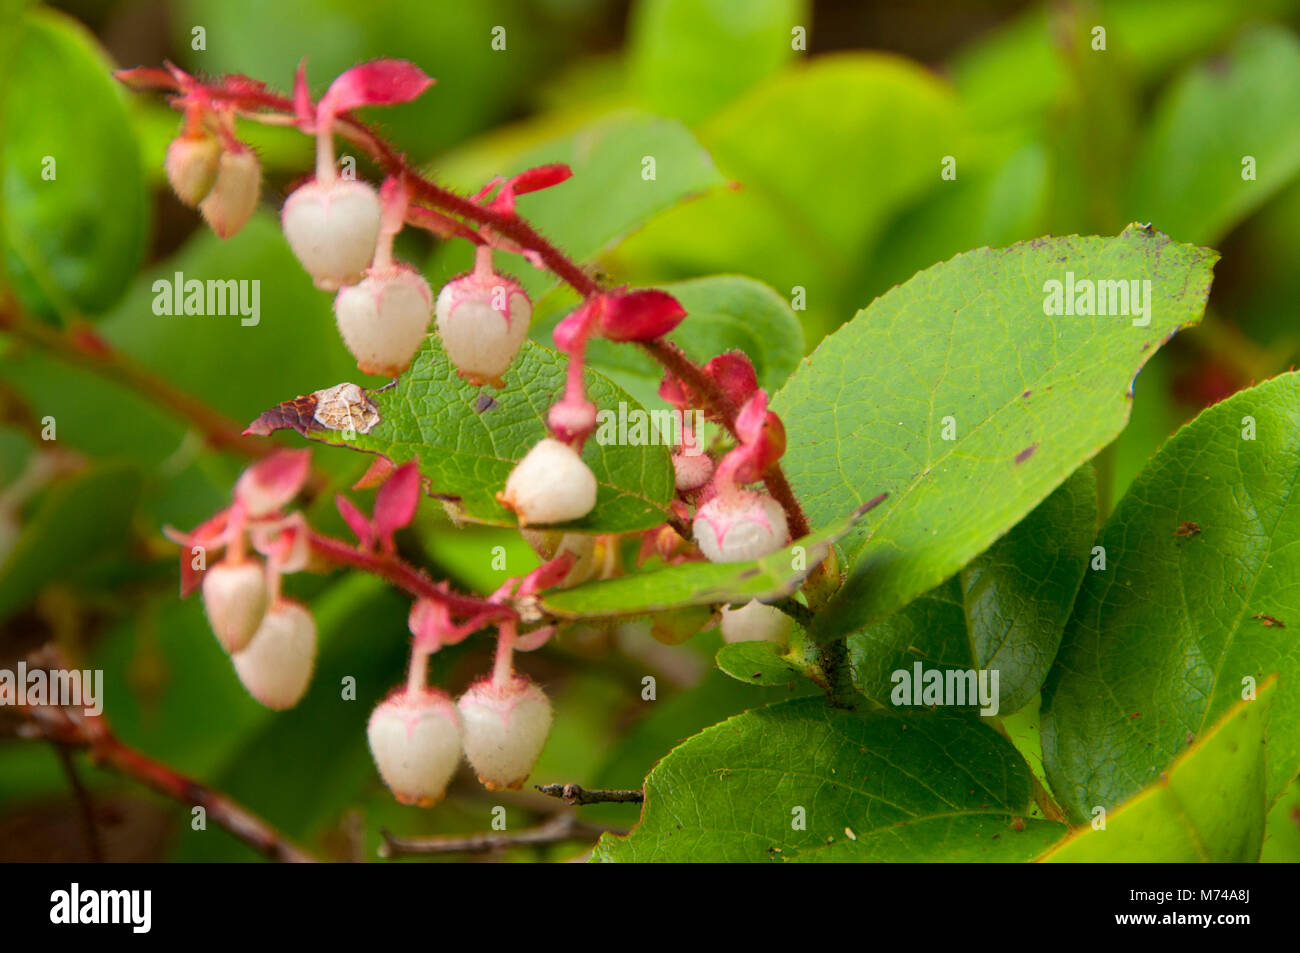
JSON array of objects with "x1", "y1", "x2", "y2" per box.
[
  {"x1": 378, "y1": 811, "x2": 624, "y2": 858},
  {"x1": 14, "y1": 693, "x2": 315, "y2": 863}
]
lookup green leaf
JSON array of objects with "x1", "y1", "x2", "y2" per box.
[
  {"x1": 531, "y1": 274, "x2": 805, "y2": 409},
  {"x1": 950, "y1": 0, "x2": 1293, "y2": 128},
  {"x1": 431, "y1": 112, "x2": 723, "y2": 298},
  {"x1": 0, "y1": 463, "x2": 142, "y2": 620},
  {"x1": 593, "y1": 699, "x2": 1066, "y2": 862},
  {"x1": 1042, "y1": 372, "x2": 1300, "y2": 818},
  {"x1": 1263, "y1": 772, "x2": 1300, "y2": 863},
  {"x1": 715, "y1": 640, "x2": 806, "y2": 687},
  {"x1": 848, "y1": 465, "x2": 1097, "y2": 715},
  {"x1": 628, "y1": 0, "x2": 809, "y2": 125},
  {"x1": 772, "y1": 226, "x2": 1217, "y2": 640},
  {"x1": 1127, "y1": 27, "x2": 1300, "y2": 245},
  {"x1": 0, "y1": 8, "x2": 146, "y2": 319},
  {"x1": 614, "y1": 55, "x2": 959, "y2": 341},
  {"x1": 265, "y1": 335, "x2": 674, "y2": 533},
  {"x1": 1040, "y1": 681, "x2": 1274, "y2": 862},
  {"x1": 855, "y1": 142, "x2": 1051, "y2": 306},
  {"x1": 541, "y1": 496, "x2": 881, "y2": 619},
  {"x1": 587, "y1": 665, "x2": 810, "y2": 828}
]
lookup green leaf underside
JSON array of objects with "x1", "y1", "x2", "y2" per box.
[
  {"x1": 772, "y1": 226, "x2": 1217, "y2": 640},
  {"x1": 1042, "y1": 373, "x2": 1300, "y2": 819},
  {"x1": 849, "y1": 465, "x2": 1097, "y2": 715},
  {"x1": 593, "y1": 699, "x2": 1066, "y2": 862},
  {"x1": 541, "y1": 498, "x2": 880, "y2": 619},
  {"x1": 291, "y1": 336, "x2": 674, "y2": 533},
  {"x1": 1040, "y1": 681, "x2": 1275, "y2": 862},
  {"x1": 715, "y1": 640, "x2": 807, "y2": 687}
]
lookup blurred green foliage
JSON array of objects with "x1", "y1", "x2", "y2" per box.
[{"x1": 1, "y1": 0, "x2": 1299, "y2": 861}]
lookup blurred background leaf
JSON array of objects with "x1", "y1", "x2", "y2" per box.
[{"x1": 1, "y1": 7, "x2": 146, "y2": 320}]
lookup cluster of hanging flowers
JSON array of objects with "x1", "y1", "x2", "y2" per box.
[{"x1": 134, "y1": 55, "x2": 804, "y2": 807}]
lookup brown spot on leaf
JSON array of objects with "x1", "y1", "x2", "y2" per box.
[
  {"x1": 1014, "y1": 443, "x2": 1038, "y2": 464},
  {"x1": 246, "y1": 382, "x2": 380, "y2": 437},
  {"x1": 1174, "y1": 521, "x2": 1201, "y2": 537},
  {"x1": 474, "y1": 393, "x2": 498, "y2": 413},
  {"x1": 245, "y1": 392, "x2": 323, "y2": 437},
  {"x1": 313, "y1": 383, "x2": 380, "y2": 433}
]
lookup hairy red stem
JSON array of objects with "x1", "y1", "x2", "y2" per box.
[
  {"x1": 307, "y1": 531, "x2": 516, "y2": 623},
  {"x1": 122, "y1": 71, "x2": 816, "y2": 544}
]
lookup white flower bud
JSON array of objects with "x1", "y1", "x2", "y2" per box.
[
  {"x1": 720, "y1": 600, "x2": 793, "y2": 644},
  {"x1": 457, "y1": 676, "x2": 551, "y2": 791},
  {"x1": 673, "y1": 451, "x2": 714, "y2": 492},
  {"x1": 435, "y1": 271, "x2": 530, "y2": 385},
  {"x1": 198, "y1": 149, "x2": 262, "y2": 239},
  {"x1": 693, "y1": 490, "x2": 788, "y2": 563},
  {"x1": 166, "y1": 134, "x2": 221, "y2": 207},
  {"x1": 281, "y1": 179, "x2": 382, "y2": 290},
  {"x1": 334, "y1": 265, "x2": 433, "y2": 376},
  {"x1": 499, "y1": 438, "x2": 597, "y2": 526},
  {"x1": 231, "y1": 600, "x2": 316, "y2": 710},
  {"x1": 367, "y1": 688, "x2": 463, "y2": 807},
  {"x1": 201, "y1": 559, "x2": 269, "y2": 653}
]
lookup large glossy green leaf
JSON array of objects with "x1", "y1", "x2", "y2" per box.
[
  {"x1": 1040, "y1": 682, "x2": 1274, "y2": 862},
  {"x1": 593, "y1": 699, "x2": 1066, "y2": 862},
  {"x1": 1042, "y1": 372, "x2": 1300, "y2": 819},
  {"x1": 0, "y1": 8, "x2": 146, "y2": 319},
  {"x1": 628, "y1": 0, "x2": 809, "y2": 125},
  {"x1": 1127, "y1": 27, "x2": 1300, "y2": 245},
  {"x1": 541, "y1": 497, "x2": 880, "y2": 618},
  {"x1": 772, "y1": 226, "x2": 1217, "y2": 640},
  {"x1": 258, "y1": 335, "x2": 674, "y2": 533},
  {"x1": 848, "y1": 466, "x2": 1096, "y2": 715}
]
